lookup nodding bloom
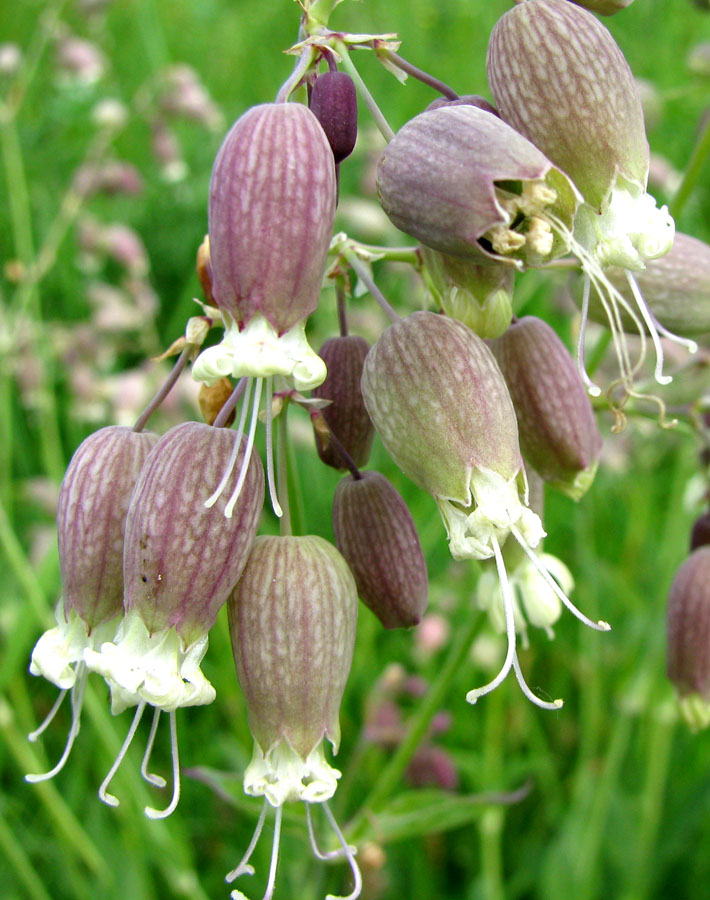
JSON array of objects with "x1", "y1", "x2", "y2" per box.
[
  {"x1": 27, "y1": 426, "x2": 157, "y2": 783},
  {"x1": 667, "y1": 546, "x2": 710, "y2": 731},
  {"x1": 361, "y1": 311, "x2": 610, "y2": 709},
  {"x1": 487, "y1": 0, "x2": 697, "y2": 405},
  {"x1": 191, "y1": 102, "x2": 337, "y2": 516},
  {"x1": 226, "y1": 535, "x2": 360, "y2": 900},
  {"x1": 84, "y1": 422, "x2": 263, "y2": 818}
]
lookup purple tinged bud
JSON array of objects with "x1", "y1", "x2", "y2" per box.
[
  {"x1": 425, "y1": 94, "x2": 500, "y2": 117},
  {"x1": 84, "y1": 422, "x2": 264, "y2": 714},
  {"x1": 491, "y1": 317, "x2": 602, "y2": 501},
  {"x1": 691, "y1": 513, "x2": 710, "y2": 552},
  {"x1": 208, "y1": 102, "x2": 336, "y2": 335},
  {"x1": 309, "y1": 71, "x2": 358, "y2": 164},
  {"x1": 376, "y1": 105, "x2": 579, "y2": 268},
  {"x1": 31, "y1": 426, "x2": 158, "y2": 689},
  {"x1": 667, "y1": 546, "x2": 710, "y2": 730},
  {"x1": 333, "y1": 471, "x2": 428, "y2": 629},
  {"x1": 312, "y1": 335, "x2": 374, "y2": 469},
  {"x1": 487, "y1": 0, "x2": 647, "y2": 210},
  {"x1": 228, "y1": 535, "x2": 357, "y2": 805}
]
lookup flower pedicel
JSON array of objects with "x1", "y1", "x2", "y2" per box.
[
  {"x1": 27, "y1": 426, "x2": 158, "y2": 782},
  {"x1": 361, "y1": 311, "x2": 610, "y2": 708},
  {"x1": 84, "y1": 422, "x2": 263, "y2": 817}
]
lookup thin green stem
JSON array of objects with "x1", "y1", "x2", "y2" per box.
[
  {"x1": 334, "y1": 42, "x2": 395, "y2": 142},
  {"x1": 479, "y1": 688, "x2": 506, "y2": 900},
  {"x1": 342, "y1": 248, "x2": 400, "y2": 322},
  {"x1": 346, "y1": 613, "x2": 480, "y2": 841},
  {"x1": 0, "y1": 496, "x2": 52, "y2": 626},
  {"x1": 0, "y1": 809, "x2": 55, "y2": 900},
  {"x1": 669, "y1": 109, "x2": 710, "y2": 220}
]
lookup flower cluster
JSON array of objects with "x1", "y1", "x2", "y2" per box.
[{"x1": 25, "y1": 1, "x2": 710, "y2": 897}]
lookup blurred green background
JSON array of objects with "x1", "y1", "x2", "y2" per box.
[{"x1": 2, "y1": 1, "x2": 710, "y2": 899}]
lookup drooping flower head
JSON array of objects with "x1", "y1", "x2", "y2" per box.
[
  {"x1": 226, "y1": 535, "x2": 360, "y2": 900},
  {"x1": 192, "y1": 101, "x2": 337, "y2": 515},
  {"x1": 26, "y1": 425, "x2": 158, "y2": 783},
  {"x1": 361, "y1": 311, "x2": 609, "y2": 708},
  {"x1": 84, "y1": 422, "x2": 264, "y2": 817},
  {"x1": 487, "y1": 0, "x2": 696, "y2": 404}
]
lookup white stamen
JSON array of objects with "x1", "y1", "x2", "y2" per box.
[
  {"x1": 511, "y1": 653, "x2": 563, "y2": 711},
  {"x1": 25, "y1": 664, "x2": 88, "y2": 782},
  {"x1": 226, "y1": 799, "x2": 269, "y2": 882},
  {"x1": 141, "y1": 707, "x2": 166, "y2": 788},
  {"x1": 259, "y1": 803, "x2": 282, "y2": 900},
  {"x1": 27, "y1": 688, "x2": 68, "y2": 743},
  {"x1": 466, "y1": 535, "x2": 516, "y2": 705},
  {"x1": 264, "y1": 376, "x2": 283, "y2": 518},
  {"x1": 323, "y1": 801, "x2": 363, "y2": 900},
  {"x1": 576, "y1": 275, "x2": 602, "y2": 397},
  {"x1": 205, "y1": 376, "x2": 254, "y2": 509},
  {"x1": 625, "y1": 270, "x2": 672, "y2": 385},
  {"x1": 145, "y1": 710, "x2": 180, "y2": 819},
  {"x1": 511, "y1": 525, "x2": 611, "y2": 632},
  {"x1": 645, "y1": 306, "x2": 699, "y2": 355},
  {"x1": 306, "y1": 803, "x2": 356, "y2": 861},
  {"x1": 98, "y1": 700, "x2": 146, "y2": 807},
  {"x1": 225, "y1": 377, "x2": 263, "y2": 519}
]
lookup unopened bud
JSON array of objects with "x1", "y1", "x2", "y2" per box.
[{"x1": 309, "y1": 71, "x2": 358, "y2": 164}]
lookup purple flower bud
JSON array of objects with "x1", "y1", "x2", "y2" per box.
[
  {"x1": 376, "y1": 105, "x2": 579, "y2": 268},
  {"x1": 333, "y1": 471, "x2": 428, "y2": 628},
  {"x1": 85, "y1": 422, "x2": 264, "y2": 714},
  {"x1": 312, "y1": 335, "x2": 374, "y2": 469},
  {"x1": 228, "y1": 535, "x2": 357, "y2": 804},
  {"x1": 309, "y1": 71, "x2": 358, "y2": 164},
  {"x1": 691, "y1": 513, "x2": 710, "y2": 553},
  {"x1": 406, "y1": 745, "x2": 459, "y2": 791},
  {"x1": 426, "y1": 94, "x2": 500, "y2": 116},
  {"x1": 667, "y1": 546, "x2": 710, "y2": 730},
  {"x1": 491, "y1": 317, "x2": 602, "y2": 500}
]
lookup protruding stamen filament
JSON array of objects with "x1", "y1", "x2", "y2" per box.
[
  {"x1": 466, "y1": 535, "x2": 516, "y2": 705},
  {"x1": 260, "y1": 803, "x2": 283, "y2": 900},
  {"x1": 323, "y1": 801, "x2": 363, "y2": 900},
  {"x1": 511, "y1": 526, "x2": 611, "y2": 633},
  {"x1": 25, "y1": 665, "x2": 88, "y2": 783},
  {"x1": 576, "y1": 275, "x2": 602, "y2": 397},
  {"x1": 511, "y1": 653, "x2": 563, "y2": 711},
  {"x1": 99, "y1": 700, "x2": 146, "y2": 807},
  {"x1": 625, "y1": 271, "x2": 672, "y2": 385},
  {"x1": 145, "y1": 710, "x2": 180, "y2": 819},
  {"x1": 141, "y1": 707, "x2": 166, "y2": 788},
  {"x1": 646, "y1": 307, "x2": 699, "y2": 355},
  {"x1": 306, "y1": 803, "x2": 355, "y2": 861},
  {"x1": 264, "y1": 376, "x2": 283, "y2": 518},
  {"x1": 225, "y1": 376, "x2": 263, "y2": 519},
  {"x1": 27, "y1": 688, "x2": 68, "y2": 743},
  {"x1": 205, "y1": 376, "x2": 254, "y2": 509},
  {"x1": 225, "y1": 799, "x2": 269, "y2": 882}
]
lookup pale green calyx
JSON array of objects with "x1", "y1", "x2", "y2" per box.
[
  {"x1": 244, "y1": 739, "x2": 341, "y2": 807},
  {"x1": 678, "y1": 694, "x2": 710, "y2": 733},
  {"x1": 436, "y1": 466, "x2": 545, "y2": 561},
  {"x1": 191, "y1": 312, "x2": 327, "y2": 392},
  {"x1": 83, "y1": 608, "x2": 216, "y2": 715},
  {"x1": 30, "y1": 601, "x2": 118, "y2": 690},
  {"x1": 574, "y1": 182, "x2": 675, "y2": 271}
]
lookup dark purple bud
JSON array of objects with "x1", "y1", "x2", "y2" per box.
[
  {"x1": 691, "y1": 512, "x2": 710, "y2": 552},
  {"x1": 406, "y1": 745, "x2": 459, "y2": 790},
  {"x1": 333, "y1": 471, "x2": 428, "y2": 628},
  {"x1": 309, "y1": 71, "x2": 358, "y2": 163},
  {"x1": 312, "y1": 335, "x2": 374, "y2": 469},
  {"x1": 490, "y1": 317, "x2": 602, "y2": 500},
  {"x1": 667, "y1": 546, "x2": 710, "y2": 729}
]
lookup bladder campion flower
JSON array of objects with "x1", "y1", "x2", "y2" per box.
[
  {"x1": 26, "y1": 426, "x2": 157, "y2": 783},
  {"x1": 227, "y1": 535, "x2": 360, "y2": 900},
  {"x1": 361, "y1": 311, "x2": 610, "y2": 708}
]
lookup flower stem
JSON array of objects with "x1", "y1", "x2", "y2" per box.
[
  {"x1": 670, "y1": 108, "x2": 710, "y2": 220},
  {"x1": 277, "y1": 403, "x2": 293, "y2": 537},
  {"x1": 378, "y1": 49, "x2": 458, "y2": 100},
  {"x1": 133, "y1": 347, "x2": 192, "y2": 432},
  {"x1": 346, "y1": 613, "x2": 480, "y2": 841},
  {"x1": 334, "y1": 42, "x2": 395, "y2": 142},
  {"x1": 341, "y1": 248, "x2": 400, "y2": 322}
]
